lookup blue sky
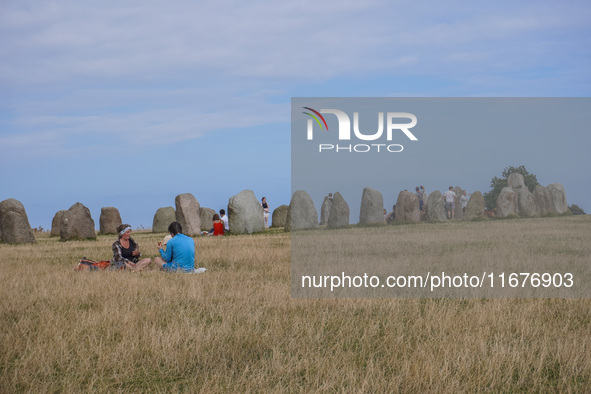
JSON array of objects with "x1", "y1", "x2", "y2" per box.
[{"x1": 1, "y1": 0, "x2": 590, "y2": 229}]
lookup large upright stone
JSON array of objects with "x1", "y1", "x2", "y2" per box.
[
  {"x1": 496, "y1": 187, "x2": 517, "y2": 217},
  {"x1": 533, "y1": 185, "x2": 556, "y2": 216},
  {"x1": 359, "y1": 187, "x2": 384, "y2": 225},
  {"x1": 175, "y1": 193, "x2": 201, "y2": 236},
  {"x1": 200, "y1": 207, "x2": 216, "y2": 230},
  {"x1": 463, "y1": 191, "x2": 485, "y2": 221},
  {"x1": 395, "y1": 191, "x2": 420, "y2": 222},
  {"x1": 285, "y1": 190, "x2": 318, "y2": 231},
  {"x1": 228, "y1": 190, "x2": 264, "y2": 234},
  {"x1": 0, "y1": 199, "x2": 36, "y2": 244},
  {"x1": 507, "y1": 173, "x2": 525, "y2": 189},
  {"x1": 319, "y1": 197, "x2": 333, "y2": 226},
  {"x1": 425, "y1": 190, "x2": 447, "y2": 222},
  {"x1": 327, "y1": 192, "x2": 350, "y2": 229},
  {"x1": 51, "y1": 210, "x2": 66, "y2": 236},
  {"x1": 516, "y1": 188, "x2": 538, "y2": 217},
  {"x1": 547, "y1": 183, "x2": 568, "y2": 214},
  {"x1": 271, "y1": 205, "x2": 289, "y2": 228},
  {"x1": 100, "y1": 207, "x2": 122, "y2": 234},
  {"x1": 153, "y1": 207, "x2": 176, "y2": 233},
  {"x1": 60, "y1": 202, "x2": 96, "y2": 240}
]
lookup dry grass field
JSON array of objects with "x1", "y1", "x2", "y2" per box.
[{"x1": 1, "y1": 216, "x2": 590, "y2": 392}]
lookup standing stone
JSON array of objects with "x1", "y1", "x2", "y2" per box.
[
  {"x1": 175, "y1": 193, "x2": 201, "y2": 236},
  {"x1": 0, "y1": 199, "x2": 36, "y2": 244},
  {"x1": 327, "y1": 192, "x2": 350, "y2": 229},
  {"x1": 516, "y1": 188, "x2": 538, "y2": 217},
  {"x1": 507, "y1": 173, "x2": 526, "y2": 189},
  {"x1": 547, "y1": 183, "x2": 568, "y2": 214},
  {"x1": 228, "y1": 190, "x2": 264, "y2": 234},
  {"x1": 425, "y1": 191, "x2": 447, "y2": 222},
  {"x1": 359, "y1": 187, "x2": 384, "y2": 225},
  {"x1": 60, "y1": 202, "x2": 96, "y2": 240},
  {"x1": 285, "y1": 190, "x2": 318, "y2": 231},
  {"x1": 395, "y1": 191, "x2": 420, "y2": 222},
  {"x1": 319, "y1": 197, "x2": 333, "y2": 226},
  {"x1": 533, "y1": 185, "x2": 556, "y2": 216},
  {"x1": 271, "y1": 205, "x2": 289, "y2": 228},
  {"x1": 496, "y1": 187, "x2": 517, "y2": 217},
  {"x1": 153, "y1": 207, "x2": 176, "y2": 233},
  {"x1": 200, "y1": 208, "x2": 216, "y2": 231},
  {"x1": 463, "y1": 191, "x2": 485, "y2": 221},
  {"x1": 100, "y1": 207, "x2": 122, "y2": 234},
  {"x1": 51, "y1": 210, "x2": 66, "y2": 236}
]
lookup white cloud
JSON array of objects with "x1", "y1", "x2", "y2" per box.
[{"x1": 1, "y1": 0, "x2": 590, "y2": 160}]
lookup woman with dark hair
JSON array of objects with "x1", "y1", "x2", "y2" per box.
[
  {"x1": 111, "y1": 224, "x2": 152, "y2": 271},
  {"x1": 212, "y1": 213, "x2": 224, "y2": 236},
  {"x1": 261, "y1": 196, "x2": 269, "y2": 228}
]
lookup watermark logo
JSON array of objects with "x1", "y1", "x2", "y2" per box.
[
  {"x1": 303, "y1": 107, "x2": 418, "y2": 153},
  {"x1": 302, "y1": 107, "x2": 329, "y2": 132}
]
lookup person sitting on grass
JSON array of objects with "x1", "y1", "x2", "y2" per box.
[
  {"x1": 220, "y1": 209, "x2": 229, "y2": 233},
  {"x1": 111, "y1": 224, "x2": 152, "y2": 271},
  {"x1": 154, "y1": 221, "x2": 195, "y2": 272},
  {"x1": 212, "y1": 213, "x2": 224, "y2": 236}
]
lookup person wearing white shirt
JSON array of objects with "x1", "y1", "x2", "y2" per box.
[
  {"x1": 460, "y1": 190, "x2": 471, "y2": 213},
  {"x1": 220, "y1": 209, "x2": 229, "y2": 232},
  {"x1": 442, "y1": 186, "x2": 457, "y2": 220}
]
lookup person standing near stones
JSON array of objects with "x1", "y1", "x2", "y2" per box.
[
  {"x1": 386, "y1": 204, "x2": 396, "y2": 224},
  {"x1": 443, "y1": 186, "x2": 456, "y2": 220},
  {"x1": 415, "y1": 186, "x2": 425, "y2": 212},
  {"x1": 460, "y1": 190, "x2": 471, "y2": 213},
  {"x1": 219, "y1": 209, "x2": 229, "y2": 233},
  {"x1": 111, "y1": 224, "x2": 152, "y2": 271},
  {"x1": 261, "y1": 197, "x2": 270, "y2": 228},
  {"x1": 154, "y1": 221, "x2": 195, "y2": 272},
  {"x1": 420, "y1": 186, "x2": 426, "y2": 208}
]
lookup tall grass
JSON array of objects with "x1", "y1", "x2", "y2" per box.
[{"x1": 1, "y1": 216, "x2": 590, "y2": 392}]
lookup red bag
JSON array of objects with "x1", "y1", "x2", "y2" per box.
[{"x1": 75, "y1": 258, "x2": 111, "y2": 271}]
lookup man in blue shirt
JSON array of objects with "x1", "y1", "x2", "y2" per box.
[{"x1": 154, "y1": 221, "x2": 195, "y2": 272}]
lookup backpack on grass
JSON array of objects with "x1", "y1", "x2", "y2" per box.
[{"x1": 74, "y1": 258, "x2": 111, "y2": 271}]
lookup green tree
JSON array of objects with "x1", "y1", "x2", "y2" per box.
[
  {"x1": 568, "y1": 204, "x2": 586, "y2": 215},
  {"x1": 483, "y1": 165, "x2": 539, "y2": 210}
]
